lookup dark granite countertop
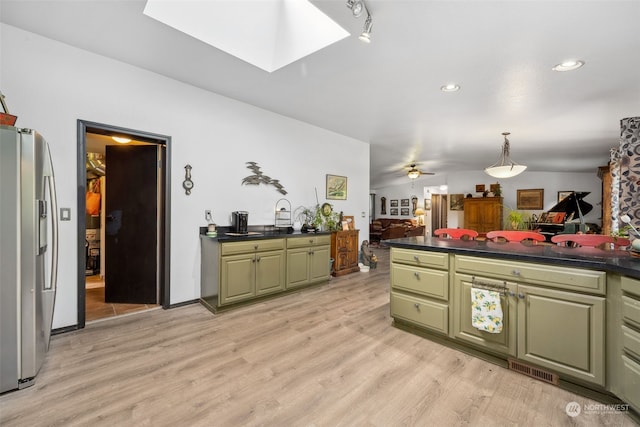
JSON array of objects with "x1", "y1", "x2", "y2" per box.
[
  {"x1": 383, "y1": 236, "x2": 640, "y2": 279},
  {"x1": 199, "y1": 227, "x2": 331, "y2": 243}
]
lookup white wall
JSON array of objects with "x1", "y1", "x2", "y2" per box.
[
  {"x1": 1, "y1": 24, "x2": 370, "y2": 329},
  {"x1": 373, "y1": 170, "x2": 604, "y2": 232}
]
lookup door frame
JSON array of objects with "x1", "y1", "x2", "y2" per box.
[{"x1": 76, "y1": 120, "x2": 172, "y2": 328}]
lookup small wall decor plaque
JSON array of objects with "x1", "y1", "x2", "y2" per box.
[{"x1": 242, "y1": 162, "x2": 287, "y2": 195}]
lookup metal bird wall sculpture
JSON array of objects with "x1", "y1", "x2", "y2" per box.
[{"x1": 242, "y1": 162, "x2": 288, "y2": 195}]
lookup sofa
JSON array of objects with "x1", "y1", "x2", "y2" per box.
[{"x1": 370, "y1": 218, "x2": 425, "y2": 242}]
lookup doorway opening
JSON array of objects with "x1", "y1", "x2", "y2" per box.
[{"x1": 77, "y1": 120, "x2": 171, "y2": 328}]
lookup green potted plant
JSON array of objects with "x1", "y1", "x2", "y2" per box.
[{"x1": 506, "y1": 208, "x2": 530, "y2": 230}]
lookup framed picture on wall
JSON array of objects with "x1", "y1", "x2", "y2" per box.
[
  {"x1": 401, "y1": 208, "x2": 410, "y2": 216},
  {"x1": 424, "y1": 198, "x2": 432, "y2": 211},
  {"x1": 450, "y1": 194, "x2": 464, "y2": 211},
  {"x1": 517, "y1": 188, "x2": 544, "y2": 210},
  {"x1": 342, "y1": 215, "x2": 355, "y2": 230},
  {"x1": 558, "y1": 191, "x2": 572, "y2": 203},
  {"x1": 326, "y1": 174, "x2": 347, "y2": 200},
  {"x1": 390, "y1": 199, "x2": 398, "y2": 207},
  {"x1": 475, "y1": 184, "x2": 485, "y2": 193},
  {"x1": 390, "y1": 208, "x2": 398, "y2": 216},
  {"x1": 401, "y1": 199, "x2": 410, "y2": 207}
]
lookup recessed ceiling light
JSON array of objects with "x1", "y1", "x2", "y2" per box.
[
  {"x1": 440, "y1": 84, "x2": 460, "y2": 92},
  {"x1": 112, "y1": 136, "x2": 131, "y2": 144},
  {"x1": 552, "y1": 60, "x2": 585, "y2": 72}
]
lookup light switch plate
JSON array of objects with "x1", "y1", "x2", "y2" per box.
[{"x1": 60, "y1": 208, "x2": 71, "y2": 221}]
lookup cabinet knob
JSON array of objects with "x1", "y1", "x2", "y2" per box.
[
  {"x1": 511, "y1": 269, "x2": 521, "y2": 276},
  {"x1": 309, "y1": 239, "x2": 314, "y2": 244},
  {"x1": 518, "y1": 293, "x2": 525, "y2": 299},
  {"x1": 414, "y1": 303, "x2": 420, "y2": 309},
  {"x1": 413, "y1": 255, "x2": 419, "y2": 261},
  {"x1": 508, "y1": 291, "x2": 516, "y2": 297},
  {"x1": 256, "y1": 256, "x2": 261, "y2": 262},
  {"x1": 414, "y1": 272, "x2": 420, "y2": 279},
  {"x1": 254, "y1": 245, "x2": 259, "y2": 250},
  {"x1": 310, "y1": 251, "x2": 314, "y2": 255}
]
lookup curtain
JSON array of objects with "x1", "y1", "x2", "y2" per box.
[
  {"x1": 431, "y1": 194, "x2": 448, "y2": 231},
  {"x1": 614, "y1": 117, "x2": 640, "y2": 235}
]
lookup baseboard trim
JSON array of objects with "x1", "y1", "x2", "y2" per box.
[{"x1": 168, "y1": 299, "x2": 199, "y2": 309}]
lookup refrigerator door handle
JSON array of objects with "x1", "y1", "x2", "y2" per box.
[
  {"x1": 45, "y1": 174, "x2": 58, "y2": 292},
  {"x1": 42, "y1": 143, "x2": 58, "y2": 351}
]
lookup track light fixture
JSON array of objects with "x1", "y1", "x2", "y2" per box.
[
  {"x1": 359, "y1": 15, "x2": 373, "y2": 43},
  {"x1": 347, "y1": 0, "x2": 364, "y2": 17},
  {"x1": 347, "y1": 0, "x2": 372, "y2": 43}
]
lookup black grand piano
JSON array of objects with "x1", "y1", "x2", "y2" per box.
[{"x1": 529, "y1": 191, "x2": 600, "y2": 241}]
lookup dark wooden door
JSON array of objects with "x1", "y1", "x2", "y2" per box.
[{"x1": 104, "y1": 145, "x2": 158, "y2": 304}]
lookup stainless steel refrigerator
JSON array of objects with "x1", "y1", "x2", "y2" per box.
[{"x1": 0, "y1": 125, "x2": 58, "y2": 393}]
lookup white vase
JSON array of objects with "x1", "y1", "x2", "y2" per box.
[
  {"x1": 293, "y1": 221, "x2": 302, "y2": 231},
  {"x1": 632, "y1": 238, "x2": 640, "y2": 251}
]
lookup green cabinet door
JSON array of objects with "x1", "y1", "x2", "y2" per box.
[
  {"x1": 287, "y1": 247, "x2": 311, "y2": 288},
  {"x1": 220, "y1": 253, "x2": 255, "y2": 305},
  {"x1": 517, "y1": 284, "x2": 605, "y2": 386},
  {"x1": 309, "y1": 245, "x2": 330, "y2": 283},
  {"x1": 286, "y1": 245, "x2": 330, "y2": 289},
  {"x1": 256, "y1": 250, "x2": 285, "y2": 296},
  {"x1": 452, "y1": 274, "x2": 517, "y2": 357}
]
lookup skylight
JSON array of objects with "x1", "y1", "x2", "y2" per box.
[{"x1": 143, "y1": 0, "x2": 350, "y2": 73}]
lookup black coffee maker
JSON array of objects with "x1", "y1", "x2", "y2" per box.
[{"x1": 231, "y1": 211, "x2": 248, "y2": 234}]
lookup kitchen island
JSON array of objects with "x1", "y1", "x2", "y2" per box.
[{"x1": 383, "y1": 236, "x2": 640, "y2": 419}]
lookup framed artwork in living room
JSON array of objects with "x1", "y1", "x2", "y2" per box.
[
  {"x1": 517, "y1": 188, "x2": 544, "y2": 210},
  {"x1": 326, "y1": 174, "x2": 347, "y2": 200}
]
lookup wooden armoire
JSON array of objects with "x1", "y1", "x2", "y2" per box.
[{"x1": 463, "y1": 197, "x2": 503, "y2": 235}]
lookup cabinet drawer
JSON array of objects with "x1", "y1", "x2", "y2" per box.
[
  {"x1": 221, "y1": 239, "x2": 284, "y2": 256},
  {"x1": 622, "y1": 325, "x2": 640, "y2": 360},
  {"x1": 391, "y1": 292, "x2": 448, "y2": 334},
  {"x1": 623, "y1": 295, "x2": 640, "y2": 329},
  {"x1": 621, "y1": 355, "x2": 640, "y2": 411},
  {"x1": 391, "y1": 264, "x2": 449, "y2": 300},
  {"x1": 287, "y1": 235, "x2": 331, "y2": 249},
  {"x1": 622, "y1": 276, "x2": 640, "y2": 298},
  {"x1": 391, "y1": 248, "x2": 449, "y2": 269},
  {"x1": 455, "y1": 255, "x2": 605, "y2": 295}
]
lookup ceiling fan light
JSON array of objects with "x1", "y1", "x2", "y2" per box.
[
  {"x1": 407, "y1": 169, "x2": 421, "y2": 179},
  {"x1": 484, "y1": 132, "x2": 527, "y2": 178}
]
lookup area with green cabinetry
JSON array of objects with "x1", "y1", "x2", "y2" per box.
[
  {"x1": 200, "y1": 232, "x2": 331, "y2": 312},
  {"x1": 386, "y1": 236, "x2": 640, "y2": 420}
]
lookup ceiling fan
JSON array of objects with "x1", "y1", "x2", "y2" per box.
[{"x1": 405, "y1": 163, "x2": 435, "y2": 179}]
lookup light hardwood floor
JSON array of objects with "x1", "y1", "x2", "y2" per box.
[{"x1": 1, "y1": 247, "x2": 636, "y2": 426}]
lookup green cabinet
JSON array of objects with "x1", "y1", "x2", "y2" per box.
[
  {"x1": 517, "y1": 284, "x2": 605, "y2": 386},
  {"x1": 452, "y1": 274, "x2": 517, "y2": 357},
  {"x1": 619, "y1": 276, "x2": 640, "y2": 411},
  {"x1": 286, "y1": 235, "x2": 330, "y2": 289},
  {"x1": 390, "y1": 248, "x2": 450, "y2": 334},
  {"x1": 219, "y1": 239, "x2": 285, "y2": 306},
  {"x1": 453, "y1": 272, "x2": 605, "y2": 385}
]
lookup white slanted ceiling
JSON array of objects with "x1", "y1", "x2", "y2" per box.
[{"x1": 143, "y1": 0, "x2": 350, "y2": 72}]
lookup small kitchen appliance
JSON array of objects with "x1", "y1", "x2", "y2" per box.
[{"x1": 232, "y1": 211, "x2": 248, "y2": 234}]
